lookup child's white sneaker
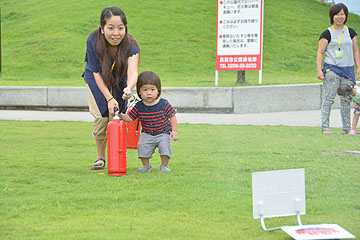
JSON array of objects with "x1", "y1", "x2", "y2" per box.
[
  {"x1": 137, "y1": 165, "x2": 152, "y2": 172},
  {"x1": 159, "y1": 165, "x2": 171, "y2": 172}
]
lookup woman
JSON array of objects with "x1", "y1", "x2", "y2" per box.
[
  {"x1": 317, "y1": 3, "x2": 360, "y2": 134},
  {"x1": 83, "y1": 7, "x2": 140, "y2": 169}
]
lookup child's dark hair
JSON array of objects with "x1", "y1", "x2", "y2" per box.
[
  {"x1": 337, "y1": 84, "x2": 353, "y2": 97},
  {"x1": 136, "y1": 71, "x2": 161, "y2": 99}
]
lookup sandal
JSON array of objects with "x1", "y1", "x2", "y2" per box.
[
  {"x1": 91, "y1": 158, "x2": 106, "y2": 170},
  {"x1": 322, "y1": 130, "x2": 334, "y2": 134}
]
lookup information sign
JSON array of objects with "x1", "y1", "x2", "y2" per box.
[{"x1": 216, "y1": 0, "x2": 264, "y2": 71}]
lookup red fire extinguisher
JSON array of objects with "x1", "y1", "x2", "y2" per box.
[
  {"x1": 126, "y1": 107, "x2": 141, "y2": 149},
  {"x1": 106, "y1": 107, "x2": 127, "y2": 176}
]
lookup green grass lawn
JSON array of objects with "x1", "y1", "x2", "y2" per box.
[
  {"x1": 1, "y1": 0, "x2": 360, "y2": 87},
  {"x1": 1, "y1": 120, "x2": 359, "y2": 239}
]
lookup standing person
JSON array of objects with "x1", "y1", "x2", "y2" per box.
[
  {"x1": 317, "y1": 3, "x2": 360, "y2": 134},
  {"x1": 82, "y1": 6, "x2": 140, "y2": 170},
  {"x1": 337, "y1": 84, "x2": 360, "y2": 134},
  {"x1": 120, "y1": 71, "x2": 178, "y2": 173}
]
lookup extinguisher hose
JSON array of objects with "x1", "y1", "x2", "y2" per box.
[{"x1": 118, "y1": 93, "x2": 132, "y2": 113}]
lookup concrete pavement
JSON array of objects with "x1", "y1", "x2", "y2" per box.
[{"x1": 0, "y1": 109, "x2": 348, "y2": 128}]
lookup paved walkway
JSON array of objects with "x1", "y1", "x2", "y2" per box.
[{"x1": 0, "y1": 109, "x2": 348, "y2": 128}]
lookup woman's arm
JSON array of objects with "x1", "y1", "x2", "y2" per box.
[
  {"x1": 123, "y1": 53, "x2": 139, "y2": 99},
  {"x1": 352, "y1": 36, "x2": 360, "y2": 80},
  {"x1": 93, "y1": 72, "x2": 118, "y2": 116},
  {"x1": 316, "y1": 39, "x2": 328, "y2": 80}
]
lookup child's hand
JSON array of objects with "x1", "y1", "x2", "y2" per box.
[
  {"x1": 355, "y1": 102, "x2": 360, "y2": 109},
  {"x1": 170, "y1": 131, "x2": 178, "y2": 141}
]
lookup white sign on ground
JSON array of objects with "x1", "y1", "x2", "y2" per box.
[
  {"x1": 252, "y1": 168, "x2": 306, "y2": 219},
  {"x1": 281, "y1": 224, "x2": 355, "y2": 239}
]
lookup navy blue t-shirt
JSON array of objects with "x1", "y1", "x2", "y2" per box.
[{"x1": 82, "y1": 32, "x2": 139, "y2": 117}]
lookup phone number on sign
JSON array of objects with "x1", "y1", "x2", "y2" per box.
[
  {"x1": 229, "y1": 63, "x2": 257, "y2": 68},
  {"x1": 220, "y1": 63, "x2": 257, "y2": 69}
]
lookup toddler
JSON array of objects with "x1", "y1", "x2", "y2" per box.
[{"x1": 120, "y1": 71, "x2": 178, "y2": 172}]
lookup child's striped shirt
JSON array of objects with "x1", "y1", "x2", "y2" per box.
[{"x1": 127, "y1": 98, "x2": 176, "y2": 135}]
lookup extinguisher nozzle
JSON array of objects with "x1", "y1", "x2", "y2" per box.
[{"x1": 114, "y1": 107, "x2": 121, "y2": 120}]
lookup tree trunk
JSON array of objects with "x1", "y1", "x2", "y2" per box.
[{"x1": 237, "y1": 71, "x2": 245, "y2": 84}]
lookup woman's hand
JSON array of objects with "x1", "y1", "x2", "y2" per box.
[
  {"x1": 317, "y1": 70, "x2": 325, "y2": 81},
  {"x1": 122, "y1": 87, "x2": 132, "y2": 100},
  {"x1": 107, "y1": 98, "x2": 119, "y2": 116}
]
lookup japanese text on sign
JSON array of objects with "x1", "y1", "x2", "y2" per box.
[{"x1": 216, "y1": 0, "x2": 263, "y2": 71}]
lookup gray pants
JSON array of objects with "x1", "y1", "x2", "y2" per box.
[{"x1": 321, "y1": 71, "x2": 353, "y2": 132}]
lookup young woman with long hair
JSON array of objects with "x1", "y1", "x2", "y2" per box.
[{"x1": 82, "y1": 6, "x2": 140, "y2": 169}]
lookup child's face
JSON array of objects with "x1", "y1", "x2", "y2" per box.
[
  {"x1": 101, "y1": 16, "x2": 126, "y2": 46},
  {"x1": 139, "y1": 84, "x2": 159, "y2": 105}
]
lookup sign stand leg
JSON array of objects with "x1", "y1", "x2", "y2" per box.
[
  {"x1": 260, "y1": 215, "x2": 282, "y2": 232},
  {"x1": 259, "y1": 201, "x2": 281, "y2": 232},
  {"x1": 259, "y1": 70, "x2": 262, "y2": 84},
  {"x1": 295, "y1": 198, "x2": 303, "y2": 226},
  {"x1": 258, "y1": 199, "x2": 304, "y2": 232},
  {"x1": 215, "y1": 70, "x2": 219, "y2": 86}
]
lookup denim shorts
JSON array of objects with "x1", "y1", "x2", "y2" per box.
[{"x1": 137, "y1": 132, "x2": 172, "y2": 159}]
